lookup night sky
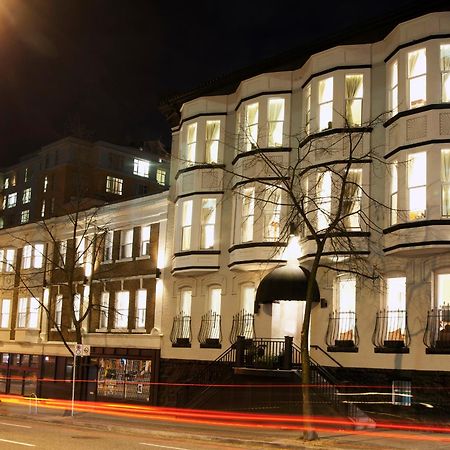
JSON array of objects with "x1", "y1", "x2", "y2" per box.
[{"x1": 0, "y1": 0, "x2": 445, "y2": 167}]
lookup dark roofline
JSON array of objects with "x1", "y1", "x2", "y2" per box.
[{"x1": 159, "y1": 0, "x2": 450, "y2": 127}]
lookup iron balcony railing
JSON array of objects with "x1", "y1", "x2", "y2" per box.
[
  {"x1": 325, "y1": 311, "x2": 359, "y2": 350},
  {"x1": 424, "y1": 307, "x2": 450, "y2": 351},
  {"x1": 230, "y1": 309, "x2": 255, "y2": 343},
  {"x1": 198, "y1": 310, "x2": 222, "y2": 348},
  {"x1": 170, "y1": 311, "x2": 191, "y2": 347},
  {"x1": 372, "y1": 309, "x2": 411, "y2": 350}
]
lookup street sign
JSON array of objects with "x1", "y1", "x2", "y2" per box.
[{"x1": 74, "y1": 343, "x2": 91, "y2": 356}]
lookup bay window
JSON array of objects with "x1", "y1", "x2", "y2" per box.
[
  {"x1": 436, "y1": 273, "x2": 450, "y2": 309},
  {"x1": 317, "y1": 171, "x2": 332, "y2": 230},
  {"x1": 390, "y1": 162, "x2": 398, "y2": 225},
  {"x1": 441, "y1": 44, "x2": 450, "y2": 103},
  {"x1": 241, "y1": 187, "x2": 255, "y2": 242},
  {"x1": 205, "y1": 120, "x2": 220, "y2": 163},
  {"x1": 345, "y1": 74, "x2": 363, "y2": 126},
  {"x1": 200, "y1": 198, "x2": 216, "y2": 249},
  {"x1": 135, "y1": 289, "x2": 147, "y2": 329},
  {"x1": 304, "y1": 84, "x2": 311, "y2": 134},
  {"x1": 267, "y1": 98, "x2": 284, "y2": 147},
  {"x1": 115, "y1": 291, "x2": 129, "y2": 329},
  {"x1": 407, "y1": 152, "x2": 426, "y2": 220},
  {"x1": 385, "y1": 277, "x2": 406, "y2": 339},
  {"x1": 408, "y1": 48, "x2": 426, "y2": 108},
  {"x1": 389, "y1": 60, "x2": 399, "y2": 116},
  {"x1": 245, "y1": 103, "x2": 259, "y2": 151},
  {"x1": 318, "y1": 77, "x2": 333, "y2": 130},
  {"x1": 264, "y1": 187, "x2": 281, "y2": 241},
  {"x1": 186, "y1": 123, "x2": 197, "y2": 165},
  {"x1": 343, "y1": 169, "x2": 362, "y2": 229},
  {"x1": 181, "y1": 200, "x2": 193, "y2": 250},
  {"x1": 442, "y1": 150, "x2": 450, "y2": 217},
  {"x1": 336, "y1": 276, "x2": 356, "y2": 341}
]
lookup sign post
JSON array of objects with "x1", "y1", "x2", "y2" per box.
[{"x1": 72, "y1": 344, "x2": 90, "y2": 416}]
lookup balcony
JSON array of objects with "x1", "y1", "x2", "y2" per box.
[
  {"x1": 325, "y1": 311, "x2": 359, "y2": 352},
  {"x1": 170, "y1": 312, "x2": 191, "y2": 348},
  {"x1": 172, "y1": 250, "x2": 220, "y2": 275},
  {"x1": 228, "y1": 242, "x2": 286, "y2": 271},
  {"x1": 230, "y1": 310, "x2": 255, "y2": 344},
  {"x1": 424, "y1": 307, "x2": 450, "y2": 354},
  {"x1": 372, "y1": 310, "x2": 411, "y2": 353},
  {"x1": 198, "y1": 311, "x2": 222, "y2": 348}
]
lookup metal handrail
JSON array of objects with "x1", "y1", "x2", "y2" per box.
[
  {"x1": 423, "y1": 308, "x2": 450, "y2": 349},
  {"x1": 372, "y1": 309, "x2": 411, "y2": 348},
  {"x1": 310, "y1": 344, "x2": 344, "y2": 368},
  {"x1": 325, "y1": 311, "x2": 359, "y2": 348},
  {"x1": 28, "y1": 393, "x2": 38, "y2": 414},
  {"x1": 198, "y1": 310, "x2": 222, "y2": 345}
]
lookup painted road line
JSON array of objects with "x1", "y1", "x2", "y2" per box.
[
  {"x1": 0, "y1": 422, "x2": 32, "y2": 428},
  {"x1": 0, "y1": 438, "x2": 35, "y2": 447},
  {"x1": 140, "y1": 443, "x2": 188, "y2": 450}
]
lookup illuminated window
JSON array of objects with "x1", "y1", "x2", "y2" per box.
[
  {"x1": 345, "y1": 74, "x2": 363, "y2": 126},
  {"x1": 106, "y1": 176, "x2": 123, "y2": 195},
  {"x1": 135, "y1": 289, "x2": 147, "y2": 329},
  {"x1": 317, "y1": 171, "x2": 332, "y2": 230},
  {"x1": 181, "y1": 200, "x2": 193, "y2": 250},
  {"x1": 407, "y1": 152, "x2": 426, "y2": 220},
  {"x1": 179, "y1": 289, "x2": 192, "y2": 316},
  {"x1": 120, "y1": 229, "x2": 133, "y2": 259},
  {"x1": 241, "y1": 187, "x2": 255, "y2": 242},
  {"x1": 343, "y1": 169, "x2": 362, "y2": 229},
  {"x1": 133, "y1": 158, "x2": 150, "y2": 178},
  {"x1": 4, "y1": 178, "x2": 9, "y2": 189},
  {"x1": 41, "y1": 200, "x2": 45, "y2": 218},
  {"x1": 7, "y1": 193, "x2": 17, "y2": 208},
  {"x1": 54, "y1": 294, "x2": 63, "y2": 328},
  {"x1": 22, "y1": 245, "x2": 32, "y2": 269},
  {"x1": 4, "y1": 249, "x2": 15, "y2": 273},
  {"x1": 436, "y1": 273, "x2": 450, "y2": 309},
  {"x1": 43, "y1": 176, "x2": 48, "y2": 192},
  {"x1": 205, "y1": 120, "x2": 220, "y2": 163},
  {"x1": 115, "y1": 291, "x2": 129, "y2": 329},
  {"x1": 103, "y1": 231, "x2": 113, "y2": 261},
  {"x1": 245, "y1": 103, "x2": 259, "y2": 151},
  {"x1": 156, "y1": 169, "x2": 166, "y2": 185},
  {"x1": 140, "y1": 225, "x2": 151, "y2": 256},
  {"x1": 99, "y1": 292, "x2": 109, "y2": 329},
  {"x1": 408, "y1": 48, "x2": 426, "y2": 108},
  {"x1": 0, "y1": 299, "x2": 11, "y2": 328},
  {"x1": 442, "y1": 150, "x2": 450, "y2": 217},
  {"x1": 336, "y1": 276, "x2": 356, "y2": 340},
  {"x1": 304, "y1": 84, "x2": 311, "y2": 134},
  {"x1": 22, "y1": 188, "x2": 31, "y2": 204},
  {"x1": 201, "y1": 198, "x2": 216, "y2": 249},
  {"x1": 20, "y1": 210, "x2": 29, "y2": 224},
  {"x1": 58, "y1": 240, "x2": 67, "y2": 265},
  {"x1": 386, "y1": 277, "x2": 406, "y2": 336},
  {"x1": 390, "y1": 60, "x2": 399, "y2": 116},
  {"x1": 241, "y1": 284, "x2": 255, "y2": 313},
  {"x1": 441, "y1": 44, "x2": 450, "y2": 103},
  {"x1": 75, "y1": 237, "x2": 85, "y2": 266},
  {"x1": 268, "y1": 98, "x2": 284, "y2": 147},
  {"x1": 264, "y1": 187, "x2": 281, "y2": 241},
  {"x1": 2, "y1": 197, "x2": 5, "y2": 210},
  {"x1": 186, "y1": 123, "x2": 197, "y2": 165},
  {"x1": 208, "y1": 287, "x2": 221, "y2": 339},
  {"x1": 73, "y1": 293, "x2": 81, "y2": 323},
  {"x1": 319, "y1": 77, "x2": 333, "y2": 130},
  {"x1": 24, "y1": 168, "x2": 28, "y2": 183},
  {"x1": 17, "y1": 297, "x2": 39, "y2": 329},
  {"x1": 390, "y1": 162, "x2": 398, "y2": 225}
]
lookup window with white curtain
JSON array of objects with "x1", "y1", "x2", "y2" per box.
[
  {"x1": 54, "y1": 294, "x2": 63, "y2": 327},
  {"x1": 442, "y1": 150, "x2": 450, "y2": 217},
  {"x1": 318, "y1": 77, "x2": 333, "y2": 130},
  {"x1": 390, "y1": 61, "x2": 399, "y2": 116},
  {"x1": 436, "y1": 273, "x2": 450, "y2": 309},
  {"x1": 267, "y1": 98, "x2": 284, "y2": 147},
  {"x1": 343, "y1": 169, "x2": 362, "y2": 229},
  {"x1": 180, "y1": 289, "x2": 192, "y2": 316},
  {"x1": 241, "y1": 187, "x2": 255, "y2": 242},
  {"x1": 201, "y1": 198, "x2": 216, "y2": 249},
  {"x1": 304, "y1": 84, "x2": 311, "y2": 134},
  {"x1": 115, "y1": 291, "x2": 129, "y2": 329},
  {"x1": 317, "y1": 171, "x2": 332, "y2": 230},
  {"x1": 17, "y1": 297, "x2": 39, "y2": 329},
  {"x1": 345, "y1": 74, "x2": 363, "y2": 126},
  {"x1": 264, "y1": 186, "x2": 281, "y2": 241},
  {"x1": 408, "y1": 48, "x2": 426, "y2": 108},
  {"x1": 140, "y1": 225, "x2": 151, "y2": 256},
  {"x1": 205, "y1": 120, "x2": 220, "y2": 163},
  {"x1": 208, "y1": 287, "x2": 221, "y2": 339},
  {"x1": 407, "y1": 152, "x2": 426, "y2": 220},
  {"x1": 99, "y1": 292, "x2": 109, "y2": 329},
  {"x1": 441, "y1": 44, "x2": 450, "y2": 103},
  {"x1": 120, "y1": 229, "x2": 133, "y2": 259},
  {"x1": 336, "y1": 276, "x2": 356, "y2": 338},
  {"x1": 181, "y1": 200, "x2": 193, "y2": 251},
  {"x1": 241, "y1": 284, "x2": 255, "y2": 313},
  {"x1": 390, "y1": 161, "x2": 398, "y2": 225},
  {"x1": 186, "y1": 123, "x2": 197, "y2": 165},
  {"x1": 21, "y1": 244, "x2": 44, "y2": 270},
  {"x1": 135, "y1": 289, "x2": 147, "y2": 329},
  {"x1": 386, "y1": 277, "x2": 406, "y2": 314},
  {"x1": 0, "y1": 299, "x2": 11, "y2": 328},
  {"x1": 245, "y1": 103, "x2": 259, "y2": 151}
]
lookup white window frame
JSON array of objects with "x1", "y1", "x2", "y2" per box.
[
  {"x1": 103, "y1": 231, "x2": 114, "y2": 262},
  {"x1": 181, "y1": 200, "x2": 193, "y2": 251},
  {"x1": 345, "y1": 74, "x2": 363, "y2": 126},
  {"x1": 407, "y1": 152, "x2": 427, "y2": 221},
  {"x1": 7, "y1": 193, "x2": 17, "y2": 208},
  {"x1": 135, "y1": 289, "x2": 147, "y2": 329},
  {"x1": 115, "y1": 291, "x2": 129, "y2": 329},
  {"x1": 0, "y1": 299, "x2": 11, "y2": 328},
  {"x1": 318, "y1": 77, "x2": 333, "y2": 130},
  {"x1": 106, "y1": 176, "x2": 123, "y2": 195},
  {"x1": 120, "y1": 229, "x2": 133, "y2": 259},
  {"x1": 22, "y1": 187, "x2": 32, "y2": 204},
  {"x1": 140, "y1": 225, "x2": 151, "y2": 256},
  {"x1": 17, "y1": 297, "x2": 39, "y2": 329},
  {"x1": 267, "y1": 98, "x2": 285, "y2": 147},
  {"x1": 200, "y1": 198, "x2": 216, "y2": 249},
  {"x1": 442, "y1": 149, "x2": 450, "y2": 217},
  {"x1": 241, "y1": 187, "x2": 255, "y2": 242},
  {"x1": 133, "y1": 158, "x2": 150, "y2": 178},
  {"x1": 408, "y1": 48, "x2": 426, "y2": 109},
  {"x1": 245, "y1": 103, "x2": 259, "y2": 151},
  {"x1": 4, "y1": 249, "x2": 15, "y2": 273},
  {"x1": 99, "y1": 291, "x2": 109, "y2": 329},
  {"x1": 186, "y1": 123, "x2": 197, "y2": 165},
  {"x1": 205, "y1": 120, "x2": 220, "y2": 163},
  {"x1": 390, "y1": 161, "x2": 398, "y2": 225},
  {"x1": 304, "y1": 84, "x2": 311, "y2": 135},
  {"x1": 54, "y1": 294, "x2": 63, "y2": 328},
  {"x1": 317, "y1": 171, "x2": 332, "y2": 230},
  {"x1": 156, "y1": 168, "x2": 166, "y2": 185},
  {"x1": 441, "y1": 44, "x2": 450, "y2": 103},
  {"x1": 264, "y1": 186, "x2": 281, "y2": 241},
  {"x1": 389, "y1": 60, "x2": 399, "y2": 116}
]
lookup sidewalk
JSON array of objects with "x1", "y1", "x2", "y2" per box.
[{"x1": 1, "y1": 399, "x2": 450, "y2": 450}]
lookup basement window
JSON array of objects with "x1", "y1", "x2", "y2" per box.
[{"x1": 392, "y1": 380, "x2": 412, "y2": 406}]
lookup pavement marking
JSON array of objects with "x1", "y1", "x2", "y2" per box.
[
  {"x1": 140, "y1": 443, "x2": 188, "y2": 450},
  {"x1": 0, "y1": 438, "x2": 35, "y2": 447},
  {"x1": 0, "y1": 421, "x2": 32, "y2": 428}
]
